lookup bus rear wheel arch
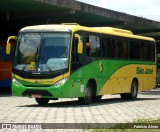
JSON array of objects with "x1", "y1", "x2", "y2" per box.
[{"x1": 120, "y1": 79, "x2": 138, "y2": 100}]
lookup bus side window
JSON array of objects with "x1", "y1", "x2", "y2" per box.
[
  {"x1": 101, "y1": 37, "x2": 113, "y2": 58},
  {"x1": 123, "y1": 40, "x2": 128, "y2": 59},
  {"x1": 140, "y1": 43, "x2": 149, "y2": 60},
  {"x1": 86, "y1": 35, "x2": 90, "y2": 57},
  {"x1": 86, "y1": 35, "x2": 100, "y2": 58},
  {"x1": 149, "y1": 43, "x2": 155, "y2": 61},
  {"x1": 129, "y1": 41, "x2": 140, "y2": 59},
  {"x1": 101, "y1": 37, "x2": 107, "y2": 57},
  {"x1": 117, "y1": 40, "x2": 123, "y2": 58},
  {"x1": 111, "y1": 39, "x2": 116, "y2": 58}
]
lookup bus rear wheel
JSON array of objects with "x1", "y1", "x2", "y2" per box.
[
  {"x1": 35, "y1": 98, "x2": 50, "y2": 105},
  {"x1": 94, "y1": 95, "x2": 102, "y2": 102},
  {"x1": 120, "y1": 80, "x2": 138, "y2": 100},
  {"x1": 78, "y1": 82, "x2": 94, "y2": 105}
]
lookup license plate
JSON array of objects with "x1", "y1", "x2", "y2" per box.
[{"x1": 31, "y1": 94, "x2": 41, "y2": 98}]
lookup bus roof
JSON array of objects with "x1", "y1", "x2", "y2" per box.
[{"x1": 20, "y1": 23, "x2": 155, "y2": 42}]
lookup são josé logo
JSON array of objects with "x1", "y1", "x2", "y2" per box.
[{"x1": 136, "y1": 67, "x2": 153, "y2": 74}]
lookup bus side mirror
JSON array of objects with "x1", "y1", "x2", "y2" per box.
[
  {"x1": 6, "y1": 43, "x2": 11, "y2": 54},
  {"x1": 75, "y1": 34, "x2": 83, "y2": 54},
  {"x1": 6, "y1": 36, "x2": 17, "y2": 54}
]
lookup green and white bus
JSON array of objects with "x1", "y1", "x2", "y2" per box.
[{"x1": 7, "y1": 23, "x2": 156, "y2": 105}]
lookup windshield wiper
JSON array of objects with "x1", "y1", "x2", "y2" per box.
[
  {"x1": 37, "y1": 54, "x2": 52, "y2": 72},
  {"x1": 21, "y1": 55, "x2": 52, "y2": 72},
  {"x1": 22, "y1": 63, "x2": 29, "y2": 71}
]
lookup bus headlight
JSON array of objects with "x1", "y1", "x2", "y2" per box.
[
  {"x1": 54, "y1": 78, "x2": 68, "y2": 87},
  {"x1": 12, "y1": 78, "x2": 21, "y2": 86}
]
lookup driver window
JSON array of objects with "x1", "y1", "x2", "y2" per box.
[{"x1": 71, "y1": 33, "x2": 84, "y2": 71}]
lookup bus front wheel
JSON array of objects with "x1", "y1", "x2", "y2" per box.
[
  {"x1": 78, "y1": 82, "x2": 94, "y2": 105},
  {"x1": 35, "y1": 98, "x2": 50, "y2": 105},
  {"x1": 120, "y1": 80, "x2": 138, "y2": 100}
]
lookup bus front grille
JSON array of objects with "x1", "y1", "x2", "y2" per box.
[{"x1": 22, "y1": 90, "x2": 53, "y2": 97}]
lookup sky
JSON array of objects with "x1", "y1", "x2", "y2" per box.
[{"x1": 76, "y1": 0, "x2": 160, "y2": 22}]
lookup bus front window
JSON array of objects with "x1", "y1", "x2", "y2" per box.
[{"x1": 14, "y1": 33, "x2": 70, "y2": 72}]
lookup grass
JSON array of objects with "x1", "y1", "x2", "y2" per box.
[{"x1": 134, "y1": 118, "x2": 160, "y2": 123}]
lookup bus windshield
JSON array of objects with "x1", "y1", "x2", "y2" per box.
[{"x1": 14, "y1": 32, "x2": 70, "y2": 72}]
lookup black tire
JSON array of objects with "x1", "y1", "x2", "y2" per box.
[
  {"x1": 78, "y1": 82, "x2": 93, "y2": 105},
  {"x1": 120, "y1": 80, "x2": 138, "y2": 100},
  {"x1": 35, "y1": 98, "x2": 50, "y2": 105},
  {"x1": 94, "y1": 95, "x2": 102, "y2": 102}
]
